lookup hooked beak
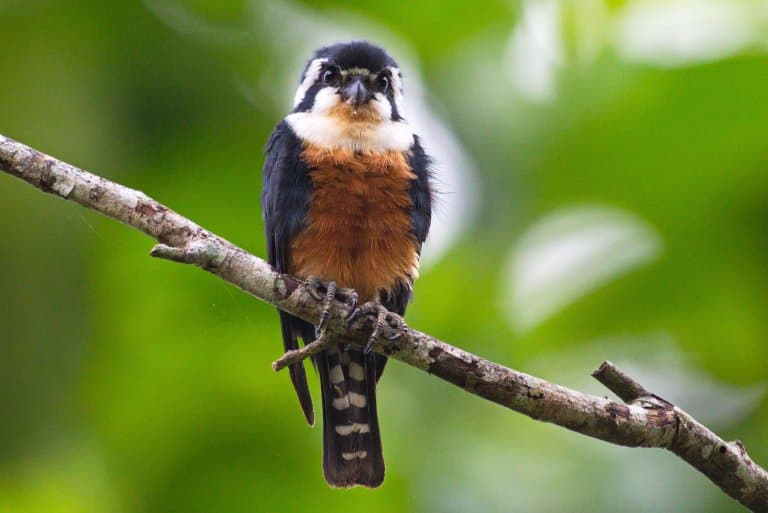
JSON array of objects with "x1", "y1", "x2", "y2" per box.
[{"x1": 340, "y1": 77, "x2": 372, "y2": 108}]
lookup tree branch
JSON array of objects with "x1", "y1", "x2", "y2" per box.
[
  {"x1": 1, "y1": 133, "x2": 766, "y2": 512},
  {"x1": 272, "y1": 330, "x2": 334, "y2": 371}
]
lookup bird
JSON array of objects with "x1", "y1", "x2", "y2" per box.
[{"x1": 261, "y1": 41, "x2": 433, "y2": 488}]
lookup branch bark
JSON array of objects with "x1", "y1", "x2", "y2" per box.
[{"x1": 1, "y1": 133, "x2": 766, "y2": 512}]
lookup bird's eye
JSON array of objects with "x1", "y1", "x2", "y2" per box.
[
  {"x1": 377, "y1": 75, "x2": 389, "y2": 93},
  {"x1": 322, "y1": 68, "x2": 339, "y2": 86}
]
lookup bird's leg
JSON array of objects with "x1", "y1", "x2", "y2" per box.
[
  {"x1": 306, "y1": 277, "x2": 358, "y2": 336},
  {"x1": 347, "y1": 302, "x2": 407, "y2": 354}
]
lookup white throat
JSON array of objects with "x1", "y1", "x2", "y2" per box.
[{"x1": 285, "y1": 112, "x2": 414, "y2": 152}]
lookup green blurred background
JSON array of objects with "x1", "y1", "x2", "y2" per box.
[{"x1": 1, "y1": 0, "x2": 767, "y2": 511}]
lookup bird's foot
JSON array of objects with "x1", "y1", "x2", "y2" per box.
[
  {"x1": 306, "y1": 277, "x2": 358, "y2": 336},
  {"x1": 347, "y1": 302, "x2": 407, "y2": 354}
]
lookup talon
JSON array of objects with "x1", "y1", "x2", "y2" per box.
[
  {"x1": 306, "y1": 277, "x2": 340, "y2": 335},
  {"x1": 383, "y1": 314, "x2": 406, "y2": 340},
  {"x1": 346, "y1": 305, "x2": 363, "y2": 327},
  {"x1": 346, "y1": 301, "x2": 378, "y2": 327},
  {"x1": 306, "y1": 276, "x2": 328, "y2": 301},
  {"x1": 364, "y1": 334, "x2": 378, "y2": 354},
  {"x1": 343, "y1": 290, "x2": 359, "y2": 319},
  {"x1": 363, "y1": 305, "x2": 388, "y2": 354},
  {"x1": 317, "y1": 281, "x2": 336, "y2": 332},
  {"x1": 309, "y1": 277, "x2": 360, "y2": 331}
]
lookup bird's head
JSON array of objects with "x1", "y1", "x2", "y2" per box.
[{"x1": 292, "y1": 41, "x2": 404, "y2": 123}]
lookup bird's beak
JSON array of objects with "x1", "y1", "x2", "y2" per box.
[{"x1": 340, "y1": 76, "x2": 372, "y2": 108}]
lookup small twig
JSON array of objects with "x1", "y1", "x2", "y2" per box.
[
  {"x1": 150, "y1": 243, "x2": 187, "y2": 262},
  {"x1": 150, "y1": 240, "x2": 227, "y2": 268},
  {"x1": 592, "y1": 360, "x2": 655, "y2": 403},
  {"x1": 272, "y1": 330, "x2": 334, "y2": 371}
]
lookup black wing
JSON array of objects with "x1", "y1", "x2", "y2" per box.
[
  {"x1": 377, "y1": 135, "x2": 434, "y2": 380},
  {"x1": 384, "y1": 134, "x2": 433, "y2": 313},
  {"x1": 262, "y1": 120, "x2": 316, "y2": 425},
  {"x1": 406, "y1": 135, "x2": 433, "y2": 260}
]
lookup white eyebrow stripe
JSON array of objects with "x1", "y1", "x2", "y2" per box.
[
  {"x1": 293, "y1": 58, "x2": 328, "y2": 108},
  {"x1": 387, "y1": 66, "x2": 402, "y2": 92},
  {"x1": 387, "y1": 66, "x2": 404, "y2": 109}
]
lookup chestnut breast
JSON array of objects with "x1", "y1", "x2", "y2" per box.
[{"x1": 290, "y1": 145, "x2": 419, "y2": 301}]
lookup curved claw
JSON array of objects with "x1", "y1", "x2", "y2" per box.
[
  {"x1": 344, "y1": 301, "x2": 406, "y2": 353},
  {"x1": 346, "y1": 301, "x2": 380, "y2": 328},
  {"x1": 383, "y1": 326, "x2": 406, "y2": 341},
  {"x1": 364, "y1": 333, "x2": 379, "y2": 354},
  {"x1": 381, "y1": 313, "x2": 407, "y2": 341},
  {"x1": 317, "y1": 281, "x2": 336, "y2": 332},
  {"x1": 343, "y1": 290, "x2": 359, "y2": 320},
  {"x1": 365, "y1": 303, "x2": 389, "y2": 354},
  {"x1": 306, "y1": 276, "x2": 327, "y2": 301},
  {"x1": 307, "y1": 277, "x2": 360, "y2": 333}
]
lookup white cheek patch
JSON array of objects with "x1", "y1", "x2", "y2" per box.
[
  {"x1": 285, "y1": 112, "x2": 414, "y2": 152},
  {"x1": 372, "y1": 92, "x2": 392, "y2": 120},
  {"x1": 311, "y1": 87, "x2": 340, "y2": 114},
  {"x1": 293, "y1": 58, "x2": 328, "y2": 108}
]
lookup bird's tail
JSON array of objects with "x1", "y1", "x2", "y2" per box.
[{"x1": 316, "y1": 341, "x2": 384, "y2": 488}]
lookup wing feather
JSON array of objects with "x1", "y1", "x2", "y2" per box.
[{"x1": 262, "y1": 121, "x2": 315, "y2": 424}]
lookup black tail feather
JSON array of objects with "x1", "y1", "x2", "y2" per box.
[
  {"x1": 280, "y1": 311, "x2": 314, "y2": 425},
  {"x1": 316, "y1": 342, "x2": 384, "y2": 488}
]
